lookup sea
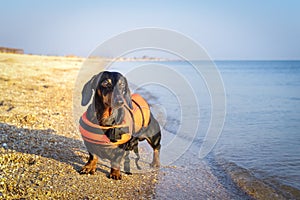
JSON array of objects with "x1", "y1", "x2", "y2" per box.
[{"x1": 105, "y1": 60, "x2": 300, "y2": 199}]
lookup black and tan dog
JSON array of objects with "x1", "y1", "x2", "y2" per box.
[{"x1": 79, "y1": 71, "x2": 161, "y2": 180}]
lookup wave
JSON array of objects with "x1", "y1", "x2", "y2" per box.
[{"x1": 209, "y1": 156, "x2": 300, "y2": 200}]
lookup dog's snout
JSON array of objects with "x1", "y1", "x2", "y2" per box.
[
  {"x1": 114, "y1": 95, "x2": 124, "y2": 106},
  {"x1": 117, "y1": 98, "x2": 124, "y2": 105}
]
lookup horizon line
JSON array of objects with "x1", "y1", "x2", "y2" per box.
[{"x1": 1, "y1": 51, "x2": 300, "y2": 62}]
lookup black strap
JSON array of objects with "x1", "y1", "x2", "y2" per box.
[
  {"x1": 106, "y1": 127, "x2": 130, "y2": 142},
  {"x1": 132, "y1": 99, "x2": 145, "y2": 127}
]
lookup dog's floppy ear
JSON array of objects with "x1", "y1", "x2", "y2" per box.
[
  {"x1": 124, "y1": 82, "x2": 133, "y2": 109},
  {"x1": 81, "y1": 72, "x2": 103, "y2": 106}
]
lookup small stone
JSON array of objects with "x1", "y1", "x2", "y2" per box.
[
  {"x1": 28, "y1": 158, "x2": 36, "y2": 165},
  {"x1": 2, "y1": 143, "x2": 7, "y2": 148}
]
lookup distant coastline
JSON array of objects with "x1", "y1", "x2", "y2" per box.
[
  {"x1": 1, "y1": 46, "x2": 299, "y2": 62},
  {"x1": 0, "y1": 47, "x2": 170, "y2": 61},
  {"x1": 0, "y1": 46, "x2": 24, "y2": 54}
]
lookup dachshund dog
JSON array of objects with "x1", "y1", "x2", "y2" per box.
[{"x1": 79, "y1": 71, "x2": 161, "y2": 180}]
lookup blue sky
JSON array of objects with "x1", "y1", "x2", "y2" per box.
[{"x1": 0, "y1": 0, "x2": 299, "y2": 60}]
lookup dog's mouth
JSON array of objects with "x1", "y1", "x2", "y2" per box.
[
  {"x1": 103, "y1": 98, "x2": 124, "y2": 110},
  {"x1": 99, "y1": 106, "x2": 125, "y2": 126},
  {"x1": 111, "y1": 104, "x2": 124, "y2": 109}
]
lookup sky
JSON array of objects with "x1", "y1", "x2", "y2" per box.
[{"x1": 0, "y1": 0, "x2": 299, "y2": 60}]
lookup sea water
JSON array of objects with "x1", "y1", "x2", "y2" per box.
[
  {"x1": 108, "y1": 60, "x2": 300, "y2": 199},
  {"x1": 213, "y1": 61, "x2": 300, "y2": 198}
]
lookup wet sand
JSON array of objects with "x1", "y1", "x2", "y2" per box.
[{"x1": 0, "y1": 53, "x2": 251, "y2": 199}]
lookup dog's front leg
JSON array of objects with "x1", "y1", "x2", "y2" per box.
[
  {"x1": 80, "y1": 152, "x2": 98, "y2": 175},
  {"x1": 109, "y1": 149, "x2": 125, "y2": 180}
]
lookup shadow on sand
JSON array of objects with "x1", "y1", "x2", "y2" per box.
[{"x1": 0, "y1": 123, "x2": 98, "y2": 173}]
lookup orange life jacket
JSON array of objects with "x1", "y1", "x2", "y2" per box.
[{"x1": 79, "y1": 94, "x2": 150, "y2": 147}]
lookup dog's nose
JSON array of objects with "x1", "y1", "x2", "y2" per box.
[
  {"x1": 117, "y1": 99, "x2": 124, "y2": 105},
  {"x1": 114, "y1": 96, "x2": 124, "y2": 106}
]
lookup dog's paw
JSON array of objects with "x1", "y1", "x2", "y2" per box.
[
  {"x1": 79, "y1": 165, "x2": 97, "y2": 175},
  {"x1": 125, "y1": 171, "x2": 132, "y2": 175},
  {"x1": 150, "y1": 161, "x2": 160, "y2": 168},
  {"x1": 124, "y1": 168, "x2": 132, "y2": 175},
  {"x1": 109, "y1": 168, "x2": 122, "y2": 180},
  {"x1": 136, "y1": 165, "x2": 142, "y2": 170}
]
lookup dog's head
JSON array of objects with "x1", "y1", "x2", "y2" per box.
[{"x1": 81, "y1": 71, "x2": 133, "y2": 111}]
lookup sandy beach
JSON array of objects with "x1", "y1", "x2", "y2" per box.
[{"x1": 0, "y1": 53, "x2": 251, "y2": 199}]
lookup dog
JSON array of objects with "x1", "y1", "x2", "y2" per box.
[{"x1": 79, "y1": 71, "x2": 161, "y2": 180}]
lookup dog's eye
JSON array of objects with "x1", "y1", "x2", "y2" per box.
[
  {"x1": 101, "y1": 80, "x2": 111, "y2": 88},
  {"x1": 119, "y1": 83, "x2": 126, "y2": 94}
]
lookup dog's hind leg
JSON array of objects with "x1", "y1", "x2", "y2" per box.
[
  {"x1": 124, "y1": 151, "x2": 132, "y2": 174},
  {"x1": 133, "y1": 145, "x2": 142, "y2": 170},
  {"x1": 149, "y1": 142, "x2": 160, "y2": 168},
  {"x1": 143, "y1": 132, "x2": 161, "y2": 168},
  {"x1": 141, "y1": 115, "x2": 161, "y2": 168},
  {"x1": 124, "y1": 145, "x2": 141, "y2": 174},
  {"x1": 79, "y1": 152, "x2": 98, "y2": 175},
  {"x1": 146, "y1": 128, "x2": 161, "y2": 168}
]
